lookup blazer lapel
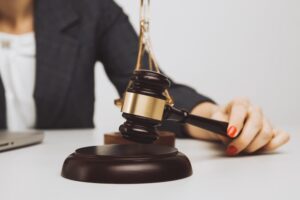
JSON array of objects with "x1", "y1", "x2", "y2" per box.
[{"x1": 34, "y1": 0, "x2": 80, "y2": 128}]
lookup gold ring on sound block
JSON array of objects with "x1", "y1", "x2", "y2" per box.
[{"x1": 121, "y1": 92, "x2": 166, "y2": 121}]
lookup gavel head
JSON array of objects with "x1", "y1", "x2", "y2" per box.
[{"x1": 119, "y1": 70, "x2": 171, "y2": 143}]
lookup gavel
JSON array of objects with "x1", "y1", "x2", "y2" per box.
[{"x1": 118, "y1": 70, "x2": 239, "y2": 143}]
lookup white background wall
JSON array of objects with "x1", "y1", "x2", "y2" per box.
[{"x1": 94, "y1": 0, "x2": 300, "y2": 134}]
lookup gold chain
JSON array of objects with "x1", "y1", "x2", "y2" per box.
[
  {"x1": 135, "y1": 0, "x2": 174, "y2": 105},
  {"x1": 115, "y1": 0, "x2": 174, "y2": 108}
]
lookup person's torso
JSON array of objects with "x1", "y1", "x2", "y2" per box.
[{"x1": 0, "y1": 0, "x2": 104, "y2": 130}]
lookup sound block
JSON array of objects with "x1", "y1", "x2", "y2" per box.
[
  {"x1": 61, "y1": 144, "x2": 192, "y2": 184},
  {"x1": 104, "y1": 131, "x2": 175, "y2": 147}
]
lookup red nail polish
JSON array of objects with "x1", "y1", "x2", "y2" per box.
[
  {"x1": 226, "y1": 145, "x2": 238, "y2": 156},
  {"x1": 227, "y1": 126, "x2": 237, "y2": 138}
]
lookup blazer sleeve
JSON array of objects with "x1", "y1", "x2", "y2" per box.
[{"x1": 97, "y1": 0, "x2": 215, "y2": 138}]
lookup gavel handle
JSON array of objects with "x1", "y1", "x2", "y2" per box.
[{"x1": 163, "y1": 106, "x2": 239, "y2": 139}]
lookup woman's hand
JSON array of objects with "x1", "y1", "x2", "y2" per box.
[{"x1": 185, "y1": 98, "x2": 290, "y2": 156}]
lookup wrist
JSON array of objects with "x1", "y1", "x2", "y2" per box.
[
  {"x1": 184, "y1": 102, "x2": 221, "y2": 141},
  {"x1": 189, "y1": 102, "x2": 218, "y2": 118}
]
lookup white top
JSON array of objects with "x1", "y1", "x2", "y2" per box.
[
  {"x1": 0, "y1": 32, "x2": 36, "y2": 130},
  {"x1": 0, "y1": 129, "x2": 297, "y2": 200}
]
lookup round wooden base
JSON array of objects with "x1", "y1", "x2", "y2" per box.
[{"x1": 61, "y1": 144, "x2": 192, "y2": 184}]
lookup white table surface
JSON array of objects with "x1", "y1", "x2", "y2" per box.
[{"x1": 0, "y1": 129, "x2": 299, "y2": 200}]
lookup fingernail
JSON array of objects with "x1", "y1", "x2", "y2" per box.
[
  {"x1": 226, "y1": 145, "x2": 238, "y2": 156},
  {"x1": 227, "y1": 126, "x2": 237, "y2": 138}
]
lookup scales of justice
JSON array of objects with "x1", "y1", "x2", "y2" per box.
[{"x1": 61, "y1": 0, "x2": 237, "y2": 184}]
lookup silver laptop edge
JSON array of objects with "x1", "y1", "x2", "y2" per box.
[{"x1": 0, "y1": 131, "x2": 44, "y2": 152}]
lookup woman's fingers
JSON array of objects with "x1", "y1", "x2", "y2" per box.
[
  {"x1": 226, "y1": 106, "x2": 263, "y2": 156},
  {"x1": 215, "y1": 97, "x2": 290, "y2": 156},
  {"x1": 243, "y1": 119, "x2": 273, "y2": 153},
  {"x1": 262, "y1": 129, "x2": 290, "y2": 152},
  {"x1": 226, "y1": 98, "x2": 249, "y2": 138}
]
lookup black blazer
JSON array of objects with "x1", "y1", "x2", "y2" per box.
[{"x1": 0, "y1": 0, "x2": 213, "y2": 137}]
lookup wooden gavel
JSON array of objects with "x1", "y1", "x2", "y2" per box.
[
  {"x1": 114, "y1": 1, "x2": 239, "y2": 144},
  {"x1": 117, "y1": 70, "x2": 238, "y2": 143}
]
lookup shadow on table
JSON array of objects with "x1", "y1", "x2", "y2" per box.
[{"x1": 189, "y1": 140, "x2": 286, "y2": 162}]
